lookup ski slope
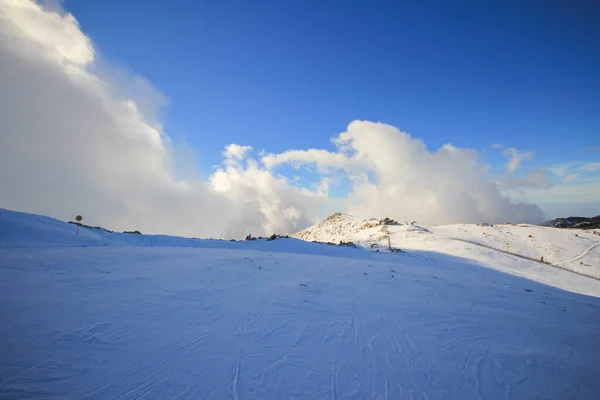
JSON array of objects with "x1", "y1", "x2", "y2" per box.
[
  {"x1": 293, "y1": 213, "x2": 600, "y2": 282},
  {"x1": 1, "y1": 209, "x2": 600, "y2": 399}
]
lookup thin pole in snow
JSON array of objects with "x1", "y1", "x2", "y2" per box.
[{"x1": 75, "y1": 215, "x2": 83, "y2": 235}]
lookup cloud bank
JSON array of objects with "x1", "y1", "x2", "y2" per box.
[
  {"x1": 0, "y1": 0, "x2": 324, "y2": 238},
  {"x1": 0, "y1": 0, "x2": 546, "y2": 238},
  {"x1": 264, "y1": 121, "x2": 545, "y2": 224}
]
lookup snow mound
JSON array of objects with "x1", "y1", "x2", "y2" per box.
[{"x1": 292, "y1": 212, "x2": 367, "y2": 243}]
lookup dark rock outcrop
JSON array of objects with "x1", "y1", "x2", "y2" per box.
[{"x1": 543, "y1": 216, "x2": 600, "y2": 230}]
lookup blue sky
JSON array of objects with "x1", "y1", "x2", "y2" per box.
[
  {"x1": 0, "y1": 0, "x2": 598, "y2": 237},
  {"x1": 64, "y1": 0, "x2": 599, "y2": 169}
]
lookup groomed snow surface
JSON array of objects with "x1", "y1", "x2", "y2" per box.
[{"x1": 1, "y1": 209, "x2": 600, "y2": 399}]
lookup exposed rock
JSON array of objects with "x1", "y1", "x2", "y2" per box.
[{"x1": 68, "y1": 221, "x2": 113, "y2": 233}]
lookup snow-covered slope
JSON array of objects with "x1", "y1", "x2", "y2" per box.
[
  {"x1": 0, "y1": 208, "x2": 373, "y2": 258},
  {"x1": 2, "y1": 208, "x2": 600, "y2": 399},
  {"x1": 293, "y1": 212, "x2": 600, "y2": 280}
]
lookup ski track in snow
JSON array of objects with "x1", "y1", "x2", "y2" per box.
[
  {"x1": 1, "y1": 246, "x2": 600, "y2": 399},
  {"x1": 1, "y1": 209, "x2": 600, "y2": 399},
  {"x1": 556, "y1": 242, "x2": 600, "y2": 266}
]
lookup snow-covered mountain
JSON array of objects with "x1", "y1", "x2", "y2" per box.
[
  {"x1": 293, "y1": 212, "x2": 600, "y2": 280},
  {"x1": 544, "y1": 215, "x2": 600, "y2": 230},
  {"x1": 1, "y1": 208, "x2": 600, "y2": 399}
]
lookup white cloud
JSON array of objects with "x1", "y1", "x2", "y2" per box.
[
  {"x1": 502, "y1": 148, "x2": 534, "y2": 172},
  {"x1": 1, "y1": 0, "x2": 93, "y2": 66},
  {"x1": 519, "y1": 183, "x2": 600, "y2": 205},
  {"x1": 261, "y1": 121, "x2": 546, "y2": 224},
  {"x1": 263, "y1": 149, "x2": 360, "y2": 174},
  {"x1": 504, "y1": 161, "x2": 600, "y2": 217},
  {"x1": 0, "y1": 0, "x2": 323, "y2": 238},
  {"x1": 209, "y1": 162, "x2": 326, "y2": 236},
  {"x1": 551, "y1": 164, "x2": 572, "y2": 177},
  {"x1": 550, "y1": 162, "x2": 600, "y2": 183},
  {"x1": 0, "y1": 1, "x2": 551, "y2": 236},
  {"x1": 578, "y1": 162, "x2": 600, "y2": 173},
  {"x1": 224, "y1": 144, "x2": 253, "y2": 160}
]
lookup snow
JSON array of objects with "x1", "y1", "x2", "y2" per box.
[
  {"x1": 294, "y1": 213, "x2": 600, "y2": 288},
  {"x1": 1, "y1": 209, "x2": 600, "y2": 399}
]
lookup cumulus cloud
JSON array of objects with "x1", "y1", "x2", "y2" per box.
[
  {"x1": 0, "y1": 0, "x2": 546, "y2": 238},
  {"x1": 503, "y1": 148, "x2": 534, "y2": 172},
  {"x1": 262, "y1": 121, "x2": 546, "y2": 224},
  {"x1": 210, "y1": 160, "x2": 325, "y2": 236},
  {"x1": 0, "y1": 0, "x2": 323, "y2": 238},
  {"x1": 263, "y1": 149, "x2": 362, "y2": 174},
  {"x1": 224, "y1": 144, "x2": 253, "y2": 161}
]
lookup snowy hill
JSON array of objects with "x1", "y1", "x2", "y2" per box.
[
  {"x1": 1, "y1": 208, "x2": 600, "y2": 399},
  {"x1": 544, "y1": 215, "x2": 600, "y2": 230},
  {"x1": 0, "y1": 208, "x2": 372, "y2": 258},
  {"x1": 293, "y1": 212, "x2": 600, "y2": 281}
]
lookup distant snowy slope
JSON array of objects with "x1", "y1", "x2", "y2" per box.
[
  {"x1": 0, "y1": 208, "x2": 113, "y2": 247},
  {"x1": 430, "y1": 223, "x2": 600, "y2": 275},
  {"x1": 293, "y1": 213, "x2": 600, "y2": 280},
  {"x1": 0, "y1": 208, "x2": 370, "y2": 258}
]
